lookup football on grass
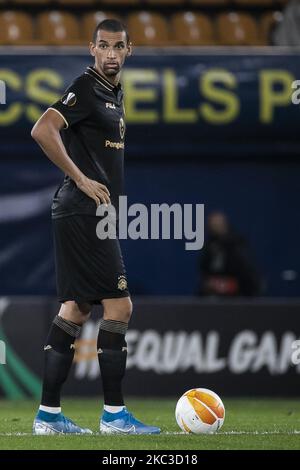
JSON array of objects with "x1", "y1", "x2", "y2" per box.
[{"x1": 175, "y1": 388, "x2": 225, "y2": 434}]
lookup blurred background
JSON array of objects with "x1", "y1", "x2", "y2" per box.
[{"x1": 0, "y1": 0, "x2": 299, "y2": 400}]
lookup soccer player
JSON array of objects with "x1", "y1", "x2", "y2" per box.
[{"x1": 31, "y1": 19, "x2": 160, "y2": 435}]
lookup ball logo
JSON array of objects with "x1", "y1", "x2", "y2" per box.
[
  {"x1": 61, "y1": 92, "x2": 77, "y2": 107},
  {"x1": 119, "y1": 117, "x2": 125, "y2": 140}
]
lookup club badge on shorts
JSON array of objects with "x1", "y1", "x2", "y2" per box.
[{"x1": 117, "y1": 275, "x2": 127, "y2": 291}]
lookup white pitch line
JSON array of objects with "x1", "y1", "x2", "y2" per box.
[
  {"x1": 164, "y1": 431, "x2": 300, "y2": 436},
  {"x1": 222, "y1": 431, "x2": 300, "y2": 435},
  {"x1": 0, "y1": 430, "x2": 300, "y2": 437}
]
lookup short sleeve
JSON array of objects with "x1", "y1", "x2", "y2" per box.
[{"x1": 49, "y1": 76, "x2": 93, "y2": 129}]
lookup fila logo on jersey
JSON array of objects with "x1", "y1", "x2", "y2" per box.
[
  {"x1": 106, "y1": 102, "x2": 116, "y2": 109},
  {"x1": 61, "y1": 92, "x2": 77, "y2": 107}
]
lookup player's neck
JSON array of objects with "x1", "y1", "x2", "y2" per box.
[{"x1": 94, "y1": 65, "x2": 119, "y2": 87}]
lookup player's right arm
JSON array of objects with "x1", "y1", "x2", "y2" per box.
[{"x1": 31, "y1": 109, "x2": 110, "y2": 207}]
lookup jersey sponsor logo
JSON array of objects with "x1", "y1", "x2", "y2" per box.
[
  {"x1": 105, "y1": 140, "x2": 124, "y2": 150},
  {"x1": 61, "y1": 92, "x2": 77, "y2": 107},
  {"x1": 106, "y1": 102, "x2": 116, "y2": 109},
  {"x1": 119, "y1": 117, "x2": 125, "y2": 140},
  {"x1": 117, "y1": 275, "x2": 127, "y2": 291}
]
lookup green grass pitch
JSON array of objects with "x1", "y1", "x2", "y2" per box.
[{"x1": 0, "y1": 398, "x2": 299, "y2": 450}]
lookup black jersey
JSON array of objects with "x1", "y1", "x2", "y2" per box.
[{"x1": 50, "y1": 66, "x2": 126, "y2": 219}]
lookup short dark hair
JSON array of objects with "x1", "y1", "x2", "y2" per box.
[{"x1": 93, "y1": 19, "x2": 130, "y2": 44}]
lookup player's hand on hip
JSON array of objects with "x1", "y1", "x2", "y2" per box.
[{"x1": 76, "y1": 175, "x2": 110, "y2": 207}]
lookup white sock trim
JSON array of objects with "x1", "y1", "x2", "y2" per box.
[
  {"x1": 104, "y1": 405, "x2": 125, "y2": 414},
  {"x1": 39, "y1": 405, "x2": 61, "y2": 414}
]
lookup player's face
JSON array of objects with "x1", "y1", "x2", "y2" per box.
[{"x1": 90, "y1": 30, "x2": 132, "y2": 79}]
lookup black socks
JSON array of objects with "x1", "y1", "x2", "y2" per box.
[
  {"x1": 41, "y1": 316, "x2": 129, "y2": 408},
  {"x1": 97, "y1": 319, "x2": 128, "y2": 406},
  {"x1": 41, "y1": 316, "x2": 81, "y2": 408}
]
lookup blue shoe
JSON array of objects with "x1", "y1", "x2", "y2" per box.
[
  {"x1": 33, "y1": 410, "x2": 93, "y2": 435},
  {"x1": 100, "y1": 407, "x2": 161, "y2": 435}
]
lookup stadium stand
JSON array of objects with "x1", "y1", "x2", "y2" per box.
[
  {"x1": 145, "y1": 0, "x2": 185, "y2": 5},
  {"x1": 171, "y1": 11, "x2": 216, "y2": 45},
  {"x1": 12, "y1": 0, "x2": 50, "y2": 4},
  {"x1": 234, "y1": 0, "x2": 274, "y2": 5},
  {"x1": 56, "y1": 0, "x2": 95, "y2": 4},
  {"x1": 127, "y1": 11, "x2": 172, "y2": 46},
  {"x1": 189, "y1": 0, "x2": 229, "y2": 5},
  {"x1": 82, "y1": 11, "x2": 122, "y2": 42},
  {"x1": 100, "y1": 0, "x2": 140, "y2": 5},
  {"x1": 260, "y1": 10, "x2": 283, "y2": 45},
  {"x1": 0, "y1": 11, "x2": 34, "y2": 45},
  {"x1": 0, "y1": 0, "x2": 292, "y2": 46},
  {"x1": 216, "y1": 11, "x2": 261, "y2": 45},
  {"x1": 36, "y1": 11, "x2": 82, "y2": 45}
]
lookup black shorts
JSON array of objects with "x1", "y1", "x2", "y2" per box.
[{"x1": 52, "y1": 215, "x2": 129, "y2": 304}]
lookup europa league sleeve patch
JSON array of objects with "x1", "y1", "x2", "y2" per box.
[{"x1": 61, "y1": 92, "x2": 77, "y2": 107}]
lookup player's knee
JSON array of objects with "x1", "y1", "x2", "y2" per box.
[
  {"x1": 59, "y1": 301, "x2": 91, "y2": 325},
  {"x1": 110, "y1": 297, "x2": 132, "y2": 323},
  {"x1": 103, "y1": 297, "x2": 132, "y2": 323},
  {"x1": 122, "y1": 297, "x2": 133, "y2": 323}
]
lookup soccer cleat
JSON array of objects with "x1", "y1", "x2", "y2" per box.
[
  {"x1": 33, "y1": 411, "x2": 93, "y2": 435},
  {"x1": 100, "y1": 407, "x2": 161, "y2": 435}
]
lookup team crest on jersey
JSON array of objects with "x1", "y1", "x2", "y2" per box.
[
  {"x1": 119, "y1": 117, "x2": 125, "y2": 140},
  {"x1": 61, "y1": 92, "x2": 77, "y2": 107},
  {"x1": 117, "y1": 275, "x2": 127, "y2": 291}
]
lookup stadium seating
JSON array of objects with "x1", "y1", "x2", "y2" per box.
[
  {"x1": 0, "y1": 0, "x2": 290, "y2": 46},
  {"x1": 0, "y1": 11, "x2": 34, "y2": 45},
  {"x1": 216, "y1": 12, "x2": 261, "y2": 46},
  {"x1": 127, "y1": 12, "x2": 171, "y2": 46},
  {"x1": 36, "y1": 11, "x2": 82, "y2": 45},
  {"x1": 260, "y1": 10, "x2": 283, "y2": 45},
  {"x1": 12, "y1": 0, "x2": 50, "y2": 4},
  {"x1": 100, "y1": 0, "x2": 140, "y2": 4},
  {"x1": 171, "y1": 12, "x2": 216, "y2": 46},
  {"x1": 145, "y1": 0, "x2": 184, "y2": 5},
  {"x1": 57, "y1": 0, "x2": 95, "y2": 5},
  {"x1": 82, "y1": 11, "x2": 123, "y2": 42},
  {"x1": 233, "y1": 0, "x2": 273, "y2": 5},
  {"x1": 189, "y1": 0, "x2": 229, "y2": 5}
]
